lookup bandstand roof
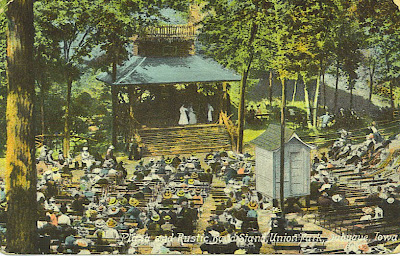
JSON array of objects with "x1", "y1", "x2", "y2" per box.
[{"x1": 97, "y1": 55, "x2": 241, "y2": 86}]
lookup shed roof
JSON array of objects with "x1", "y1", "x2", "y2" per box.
[
  {"x1": 251, "y1": 124, "x2": 313, "y2": 151},
  {"x1": 97, "y1": 55, "x2": 241, "y2": 86}
]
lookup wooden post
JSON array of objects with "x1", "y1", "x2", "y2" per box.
[
  {"x1": 128, "y1": 85, "x2": 136, "y2": 138},
  {"x1": 222, "y1": 82, "x2": 228, "y2": 114},
  {"x1": 63, "y1": 77, "x2": 72, "y2": 157},
  {"x1": 269, "y1": 70, "x2": 273, "y2": 106},
  {"x1": 280, "y1": 78, "x2": 286, "y2": 218},
  {"x1": 111, "y1": 61, "x2": 118, "y2": 147},
  {"x1": 237, "y1": 71, "x2": 248, "y2": 153}
]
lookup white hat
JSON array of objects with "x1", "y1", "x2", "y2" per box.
[
  {"x1": 83, "y1": 147, "x2": 89, "y2": 151},
  {"x1": 332, "y1": 194, "x2": 342, "y2": 203},
  {"x1": 321, "y1": 170, "x2": 329, "y2": 176},
  {"x1": 109, "y1": 145, "x2": 115, "y2": 149},
  {"x1": 319, "y1": 184, "x2": 332, "y2": 191},
  {"x1": 379, "y1": 193, "x2": 388, "y2": 200},
  {"x1": 95, "y1": 218, "x2": 106, "y2": 228},
  {"x1": 387, "y1": 197, "x2": 395, "y2": 204}
]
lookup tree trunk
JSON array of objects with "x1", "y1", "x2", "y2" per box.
[
  {"x1": 349, "y1": 77, "x2": 354, "y2": 109},
  {"x1": 237, "y1": 21, "x2": 258, "y2": 153},
  {"x1": 237, "y1": 63, "x2": 252, "y2": 153},
  {"x1": 368, "y1": 60, "x2": 375, "y2": 103},
  {"x1": 5, "y1": 0, "x2": 38, "y2": 253},
  {"x1": 40, "y1": 84, "x2": 45, "y2": 135},
  {"x1": 291, "y1": 75, "x2": 299, "y2": 105},
  {"x1": 279, "y1": 77, "x2": 286, "y2": 218},
  {"x1": 63, "y1": 77, "x2": 72, "y2": 157},
  {"x1": 128, "y1": 86, "x2": 136, "y2": 138},
  {"x1": 303, "y1": 76, "x2": 312, "y2": 128},
  {"x1": 269, "y1": 69, "x2": 273, "y2": 106},
  {"x1": 312, "y1": 73, "x2": 321, "y2": 128},
  {"x1": 111, "y1": 61, "x2": 118, "y2": 147},
  {"x1": 322, "y1": 70, "x2": 326, "y2": 110},
  {"x1": 390, "y1": 78, "x2": 395, "y2": 119},
  {"x1": 334, "y1": 61, "x2": 339, "y2": 111}
]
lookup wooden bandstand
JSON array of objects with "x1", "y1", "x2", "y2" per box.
[{"x1": 97, "y1": 23, "x2": 241, "y2": 156}]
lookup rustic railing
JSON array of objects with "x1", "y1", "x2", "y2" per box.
[
  {"x1": 35, "y1": 134, "x2": 97, "y2": 149},
  {"x1": 143, "y1": 24, "x2": 196, "y2": 39},
  {"x1": 219, "y1": 112, "x2": 238, "y2": 151}
]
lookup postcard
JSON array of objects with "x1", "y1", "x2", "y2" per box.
[{"x1": 1, "y1": 0, "x2": 400, "y2": 254}]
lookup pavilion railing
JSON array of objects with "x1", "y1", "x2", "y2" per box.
[
  {"x1": 143, "y1": 24, "x2": 196, "y2": 39},
  {"x1": 219, "y1": 112, "x2": 238, "y2": 151}
]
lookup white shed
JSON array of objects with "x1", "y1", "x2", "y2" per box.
[{"x1": 251, "y1": 124, "x2": 313, "y2": 199}]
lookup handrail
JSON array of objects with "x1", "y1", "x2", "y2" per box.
[
  {"x1": 35, "y1": 134, "x2": 97, "y2": 142},
  {"x1": 142, "y1": 24, "x2": 196, "y2": 39},
  {"x1": 219, "y1": 112, "x2": 238, "y2": 150}
]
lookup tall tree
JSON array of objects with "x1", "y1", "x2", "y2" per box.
[
  {"x1": 358, "y1": 0, "x2": 400, "y2": 117},
  {"x1": 199, "y1": 0, "x2": 276, "y2": 152},
  {"x1": 5, "y1": 0, "x2": 37, "y2": 253},
  {"x1": 35, "y1": 0, "x2": 95, "y2": 156}
]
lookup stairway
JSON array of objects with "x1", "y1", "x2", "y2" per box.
[{"x1": 138, "y1": 124, "x2": 232, "y2": 156}]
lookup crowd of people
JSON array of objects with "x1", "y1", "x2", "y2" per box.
[
  {"x1": 2, "y1": 116, "x2": 400, "y2": 254},
  {"x1": 311, "y1": 122, "x2": 400, "y2": 230},
  {"x1": 0, "y1": 143, "x2": 277, "y2": 254}
]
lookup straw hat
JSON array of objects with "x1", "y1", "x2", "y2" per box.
[
  {"x1": 186, "y1": 163, "x2": 195, "y2": 169},
  {"x1": 362, "y1": 207, "x2": 373, "y2": 214},
  {"x1": 177, "y1": 190, "x2": 185, "y2": 197},
  {"x1": 106, "y1": 218, "x2": 117, "y2": 228},
  {"x1": 151, "y1": 214, "x2": 160, "y2": 222},
  {"x1": 108, "y1": 197, "x2": 117, "y2": 206},
  {"x1": 248, "y1": 201, "x2": 258, "y2": 210},
  {"x1": 107, "y1": 206, "x2": 120, "y2": 216},
  {"x1": 272, "y1": 207, "x2": 282, "y2": 213},
  {"x1": 191, "y1": 172, "x2": 199, "y2": 179},
  {"x1": 118, "y1": 197, "x2": 128, "y2": 206},
  {"x1": 234, "y1": 249, "x2": 247, "y2": 254},
  {"x1": 76, "y1": 239, "x2": 89, "y2": 248},
  {"x1": 129, "y1": 198, "x2": 140, "y2": 207},
  {"x1": 163, "y1": 191, "x2": 173, "y2": 199}
]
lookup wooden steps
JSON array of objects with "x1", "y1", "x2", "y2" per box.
[{"x1": 139, "y1": 124, "x2": 232, "y2": 156}]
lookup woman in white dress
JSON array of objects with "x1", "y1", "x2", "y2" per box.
[
  {"x1": 207, "y1": 103, "x2": 214, "y2": 123},
  {"x1": 188, "y1": 105, "x2": 197, "y2": 124},
  {"x1": 178, "y1": 105, "x2": 189, "y2": 125}
]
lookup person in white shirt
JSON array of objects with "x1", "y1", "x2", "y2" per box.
[
  {"x1": 178, "y1": 105, "x2": 189, "y2": 125},
  {"x1": 188, "y1": 105, "x2": 197, "y2": 124},
  {"x1": 58, "y1": 213, "x2": 71, "y2": 226},
  {"x1": 207, "y1": 103, "x2": 214, "y2": 123}
]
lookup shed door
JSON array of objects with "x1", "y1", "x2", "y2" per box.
[{"x1": 290, "y1": 152, "x2": 303, "y2": 194}]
